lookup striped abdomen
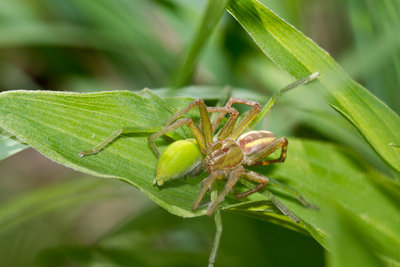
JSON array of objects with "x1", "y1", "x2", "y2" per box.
[{"x1": 237, "y1": 130, "x2": 277, "y2": 155}]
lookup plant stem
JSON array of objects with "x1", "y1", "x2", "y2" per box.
[{"x1": 208, "y1": 187, "x2": 223, "y2": 267}]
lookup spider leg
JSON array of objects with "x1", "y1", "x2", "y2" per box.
[
  {"x1": 268, "y1": 178, "x2": 318, "y2": 209},
  {"x1": 206, "y1": 167, "x2": 242, "y2": 216},
  {"x1": 209, "y1": 86, "x2": 232, "y2": 126},
  {"x1": 79, "y1": 126, "x2": 158, "y2": 157},
  {"x1": 192, "y1": 170, "x2": 222, "y2": 211},
  {"x1": 231, "y1": 169, "x2": 269, "y2": 199},
  {"x1": 206, "y1": 107, "x2": 239, "y2": 140},
  {"x1": 248, "y1": 73, "x2": 320, "y2": 130},
  {"x1": 238, "y1": 179, "x2": 300, "y2": 223},
  {"x1": 148, "y1": 118, "x2": 206, "y2": 157},
  {"x1": 164, "y1": 99, "x2": 213, "y2": 145},
  {"x1": 244, "y1": 137, "x2": 288, "y2": 166},
  {"x1": 214, "y1": 98, "x2": 261, "y2": 140}
]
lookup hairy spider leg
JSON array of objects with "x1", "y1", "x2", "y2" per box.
[
  {"x1": 214, "y1": 98, "x2": 261, "y2": 141},
  {"x1": 192, "y1": 170, "x2": 223, "y2": 211},
  {"x1": 231, "y1": 169, "x2": 269, "y2": 199},
  {"x1": 206, "y1": 167, "x2": 243, "y2": 216},
  {"x1": 79, "y1": 127, "x2": 126, "y2": 157},
  {"x1": 267, "y1": 177, "x2": 318, "y2": 209},
  {"x1": 249, "y1": 72, "x2": 320, "y2": 130},
  {"x1": 163, "y1": 99, "x2": 213, "y2": 146},
  {"x1": 245, "y1": 137, "x2": 288, "y2": 166},
  {"x1": 209, "y1": 86, "x2": 232, "y2": 126},
  {"x1": 149, "y1": 100, "x2": 241, "y2": 157},
  {"x1": 79, "y1": 126, "x2": 159, "y2": 157},
  {"x1": 148, "y1": 118, "x2": 206, "y2": 157},
  {"x1": 206, "y1": 106, "x2": 239, "y2": 140},
  {"x1": 238, "y1": 179, "x2": 300, "y2": 223}
]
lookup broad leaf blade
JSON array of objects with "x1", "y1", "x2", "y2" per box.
[
  {"x1": 0, "y1": 90, "x2": 200, "y2": 217},
  {"x1": 227, "y1": 0, "x2": 400, "y2": 172}
]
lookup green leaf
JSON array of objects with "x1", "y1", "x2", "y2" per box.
[
  {"x1": 227, "y1": 0, "x2": 400, "y2": 172},
  {"x1": 366, "y1": 169, "x2": 400, "y2": 211},
  {"x1": 0, "y1": 90, "x2": 398, "y2": 264},
  {"x1": 0, "y1": 133, "x2": 28, "y2": 160},
  {"x1": 258, "y1": 139, "x2": 400, "y2": 263},
  {"x1": 327, "y1": 207, "x2": 387, "y2": 267},
  {"x1": 0, "y1": 90, "x2": 199, "y2": 218},
  {"x1": 172, "y1": 0, "x2": 231, "y2": 87}
]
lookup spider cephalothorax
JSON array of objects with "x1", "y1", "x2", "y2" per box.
[
  {"x1": 204, "y1": 139, "x2": 244, "y2": 172},
  {"x1": 148, "y1": 98, "x2": 288, "y2": 216}
]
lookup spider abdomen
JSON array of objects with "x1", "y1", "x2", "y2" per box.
[
  {"x1": 154, "y1": 139, "x2": 203, "y2": 186},
  {"x1": 205, "y1": 139, "x2": 243, "y2": 172},
  {"x1": 237, "y1": 130, "x2": 277, "y2": 155}
]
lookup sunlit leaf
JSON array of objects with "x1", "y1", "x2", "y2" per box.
[{"x1": 0, "y1": 90, "x2": 199, "y2": 217}]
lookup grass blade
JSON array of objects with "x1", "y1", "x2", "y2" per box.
[
  {"x1": 227, "y1": 0, "x2": 400, "y2": 172},
  {"x1": 172, "y1": 0, "x2": 231, "y2": 87}
]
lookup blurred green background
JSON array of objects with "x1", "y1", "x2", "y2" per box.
[{"x1": 0, "y1": 0, "x2": 399, "y2": 266}]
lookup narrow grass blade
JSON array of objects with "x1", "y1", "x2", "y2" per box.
[
  {"x1": 227, "y1": 0, "x2": 400, "y2": 172},
  {"x1": 172, "y1": 0, "x2": 231, "y2": 87}
]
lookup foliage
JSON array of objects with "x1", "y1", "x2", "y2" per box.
[{"x1": 0, "y1": 0, "x2": 399, "y2": 266}]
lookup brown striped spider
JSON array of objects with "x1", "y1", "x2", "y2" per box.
[
  {"x1": 148, "y1": 73, "x2": 319, "y2": 218},
  {"x1": 148, "y1": 97, "x2": 290, "y2": 216}
]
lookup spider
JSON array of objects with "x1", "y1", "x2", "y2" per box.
[
  {"x1": 148, "y1": 98, "x2": 289, "y2": 216},
  {"x1": 79, "y1": 73, "x2": 319, "y2": 218}
]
